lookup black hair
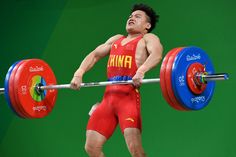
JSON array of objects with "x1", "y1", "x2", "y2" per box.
[{"x1": 131, "y1": 3, "x2": 159, "y2": 32}]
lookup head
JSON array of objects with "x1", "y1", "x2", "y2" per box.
[{"x1": 126, "y1": 3, "x2": 159, "y2": 34}]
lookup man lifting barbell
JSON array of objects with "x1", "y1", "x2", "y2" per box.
[
  {"x1": 70, "y1": 3, "x2": 162, "y2": 157},
  {"x1": 0, "y1": 3, "x2": 229, "y2": 157}
]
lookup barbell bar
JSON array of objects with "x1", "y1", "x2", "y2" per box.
[
  {"x1": 0, "y1": 73, "x2": 228, "y2": 94},
  {"x1": 35, "y1": 73, "x2": 228, "y2": 90}
]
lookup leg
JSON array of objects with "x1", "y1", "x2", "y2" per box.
[
  {"x1": 116, "y1": 87, "x2": 145, "y2": 156},
  {"x1": 86, "y1": 97, "x2": 118, "y2": 157},
  {"x1": 124, "y1": 128, "x2": 146, "y2": 157},
  {"x1": 85, "y1": 130, "x2": 106, "y2": 157}
]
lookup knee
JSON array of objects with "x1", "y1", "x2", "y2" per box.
[
  {"x1": 84, "y1": 143, "x2": 102, "y2": 156},
  {"x1": 127, "y1": 142, "x2": 146, "y2": 157}
]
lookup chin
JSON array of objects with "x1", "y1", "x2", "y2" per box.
[{"x1": 126, "y1": 27, "x2": 135, "y2": 33}]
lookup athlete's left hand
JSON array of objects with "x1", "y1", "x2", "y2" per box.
[{"x1": 132, "y1": 71, "x2": 144, "y2": 88}]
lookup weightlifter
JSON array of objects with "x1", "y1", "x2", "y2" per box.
[{"x1": 70, "y1": 3, "x2": 163, "y2": 157}]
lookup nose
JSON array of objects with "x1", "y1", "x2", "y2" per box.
[{"x1": 128, "y1": 18, "x2": 135, "y2": 23}]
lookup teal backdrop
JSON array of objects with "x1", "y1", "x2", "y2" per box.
[{"x1": 0, "y1": 0, "x2": 235, "y2": 157}]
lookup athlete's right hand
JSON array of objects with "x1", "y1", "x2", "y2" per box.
[{"x1": 70, "y1": 76, "x2": 83, "y2": 90}]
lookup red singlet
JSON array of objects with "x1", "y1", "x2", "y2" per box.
[{"x1": 87, "y1": 35, "x2": 143, "y2": 139}]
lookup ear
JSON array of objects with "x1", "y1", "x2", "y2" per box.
[{"x1": 146, "y1": 23, "x2": 151, "y2": 30}]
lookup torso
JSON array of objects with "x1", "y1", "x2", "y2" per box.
[{"x1": 107, "y1": 35, "x2": 148, "y2": 80}]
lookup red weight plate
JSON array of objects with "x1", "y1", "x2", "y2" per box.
[
  {"x1": 165, "y1": 47, "x2": 188, "y2": 111},
  {"x1": 14, "y1": 59, "x2": 57, "y2": 118},
  {"x1": 187, "y1": 62, "x2": 207, "y2": 94},
  {"x1": 160, "y1": 47, "x2": 183, "y2": 109},
  {"x1": 9, "y1": 60, "x2": 30, "y2": 118}
]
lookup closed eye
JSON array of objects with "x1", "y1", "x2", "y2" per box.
[{"x1": 135, "y1": 14, "x2": 141, "y2": 18}]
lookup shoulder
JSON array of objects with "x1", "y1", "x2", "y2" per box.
[
  {"x1": 142, "y1": 33, "x2": 163, "y2": 51},
  {"x1": 105, "y1": 34, "x2": 124, "y2": 44},
  {"x1": 143, "y1": 33, "x2": 161, "y2": 42}
]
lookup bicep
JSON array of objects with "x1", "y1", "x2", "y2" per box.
[
  {"x1": 93, "y1": 43, "x2": 111, "y2": 60},
  {"x1": 93, "y1": 34, "x2": 123, "y2": 61}
]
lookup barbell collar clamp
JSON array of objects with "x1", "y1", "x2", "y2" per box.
[{"x1": 201, "y1": 73, "x2": 229, "y2": 82}]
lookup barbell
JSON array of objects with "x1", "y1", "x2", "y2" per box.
[{"x1": 0, "y1": 46, "x2": 229, "y2": 118}]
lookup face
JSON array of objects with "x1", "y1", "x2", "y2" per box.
[{"x1": 126, "y1": 10, "x2": 151, "y2": 34}]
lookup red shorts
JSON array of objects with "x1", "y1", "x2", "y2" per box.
[{"x1": 86, "y1": 85, "x2": 141, "y2": 139}]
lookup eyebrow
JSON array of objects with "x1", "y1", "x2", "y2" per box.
[
  {"x1": 133, "y1": 13, "x2": 142, "y2": 16},
  {"x1": 129, "y1": 13, "x2": 142, "y2": 18}
]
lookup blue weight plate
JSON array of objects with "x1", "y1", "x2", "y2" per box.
[
  {"x1": 171, "y1": 46, "x2": 215, "y2": 110},
  {"x1": 4, "y1": 61, "x2": 24, "y2": 117}
]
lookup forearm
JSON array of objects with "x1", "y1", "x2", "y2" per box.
[
  {"x1": 74, "y1": 52, "x2": 98, "y2": 77},
  {"x1": 70, "y1": 34, "x2": 121, "y2": 90},
  {"x1": 132, "y1": 52, "x2": 162, "y2": 88},
  {"x1": 137, "y1": 53, "x2": 162, "y2": 74}
]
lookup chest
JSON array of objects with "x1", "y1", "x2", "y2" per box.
[{"x1": 111, "y1": 38, "x2": 147, "y2": 56}]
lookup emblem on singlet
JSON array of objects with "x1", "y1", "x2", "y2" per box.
[
  {"x1": 107, "y1": 55, "x2": 132, "y2": 69},
  {"x1": 125, "y1": 118, "x2": 135, "y2": 123}
]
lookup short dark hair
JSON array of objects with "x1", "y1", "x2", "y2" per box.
[{"x1": 131, "y1": 3, "x2": 159, "y2": 32}]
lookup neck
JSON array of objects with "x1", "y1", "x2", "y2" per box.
[
  {"x1": 127, "y1": 29, "x2": 148, "y2": 38},
  {"x1": 127, "y1": 33, "x2": 143, "y2": 39},
  {"x1": 126, "y1": 27, "x2": 148, "y2": 38}
]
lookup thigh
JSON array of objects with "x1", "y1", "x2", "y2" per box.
[
  {"x1": 87, "y1": 100, "x2": 118, "y2": 139},
  {"x1": 117, "y1": 89, "x2": 141, "y2": 133}
]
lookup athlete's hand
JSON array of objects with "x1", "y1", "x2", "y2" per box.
[
  {"x1": 70, "y1": 75, "x2": 83, "y2": 90},
  {"x1": 132, "y1": 71, "x2": 144, "y2": 88}
]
